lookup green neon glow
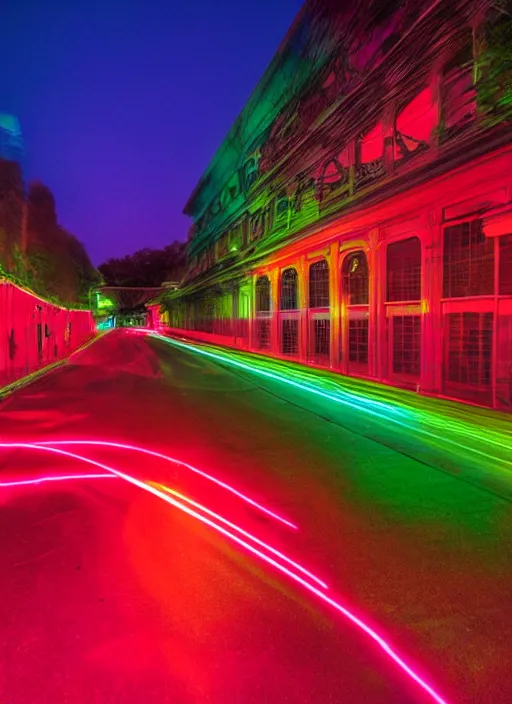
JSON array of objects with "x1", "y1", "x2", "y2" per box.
[
  {"x1": 96, "y1": 293, "x2": 115, "y2": 312},
  {"x1": 150, "y1": 334, "x2": 512, "y2": 470}
]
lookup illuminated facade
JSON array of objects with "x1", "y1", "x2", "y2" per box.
[{"x1": 161, "y1": 0, "x2": 512, "y2": 411}]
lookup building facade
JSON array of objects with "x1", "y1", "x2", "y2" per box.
[{"x1": 160, "y1": 0, "x2": 512, "y2": 411}]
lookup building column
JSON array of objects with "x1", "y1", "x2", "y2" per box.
[
  {"x1": 368, "y1": 227, "x2": 380, "y2": 379},
  {"x1": 269, "y1": 268, "x2": 280, "y2": 355},
  {"x1": 422, "y1": 209, "x2": 443, "y2": 394},
  {"x1": 329, "y1": 241, "x2": 341, "y2": 369},
  {"x1": 298, "y1": 255, "x2": 308, "y2": 362}
]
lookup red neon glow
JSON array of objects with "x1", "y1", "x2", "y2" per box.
[
  {"x1": 155, "y1": 482, "x2": 327, "y2": 589},
  {"x1": 0, "y1": 442, "x2": 448, "y2": 704},
  {"x1": 0, "y1": 441, "x2": 321, "y2": 589},
  {"x1": 0, "y1": 473, "x2": 115, "y2": 488},
  {"x1": 34, "y1": 439, "x2": 297, "y2": 530}
]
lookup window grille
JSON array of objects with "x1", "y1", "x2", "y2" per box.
[
  {"x1": 343, "y1": 252, "x2": 369, "y2": 305},
  {"x1": 443, "y1": 220, "x2": 494, "y2": 298},
  {"x1": 500, "y1": 235, "x2": 512, "y2": 295},
  {"x1": 256, "y1": 319, "x2": 271, "y2": 350},
  {"x1": 312, "y1": 319, "x2": 330, "y2": 363},
  {"x1": 309, "y1": 260, "x2": 330, "y2": 308},
  {"x1": 281, "y1": 319, "x2": 299, "y2": 356},
  {"x1": 280, "y1": 268, "x2": 298, "y2": 310},
  {"x1": 387, "y1": 237, "x2": 422, "y2": 302},
  {"x1": 446, "y1": 312, "x2": 493, "y2": 387},
  {"x1": 348, "y1": 319, "x2": 369, "y2": 364},
  {"x1": 392, "y1": 315, "x2": 421, "y2": 375},
  {"x1": 256, "y1": 276, "x2": 271, "y2": 313}
]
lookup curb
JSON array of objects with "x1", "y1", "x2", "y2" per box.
[{"x1": 0, "y1": 332, "x2": 105, "y2": 401}]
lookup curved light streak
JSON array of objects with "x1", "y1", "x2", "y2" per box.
[
  {"x1": 0, "y1": 442, "x2": 319, "y2": 588},
  {"x1": 0, "y1": 442, "x2": 448, "y2": 704},
  {"x1": 0, "y1": 473, "x2": 115, "y2": 488},
  {"x1": 34, "y1": 439, "x2": 297, "y2": 530},
  {"x1": 154, "y1": 482, "x2": 327, "y2": 589}
]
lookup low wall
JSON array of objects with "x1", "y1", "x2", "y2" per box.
[{"x1": 0, "y1": 280, "x2": 95, "y2": 389}]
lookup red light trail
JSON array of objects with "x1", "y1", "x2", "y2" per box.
[
  {"x1": 0, "y1": 473, "x2": 115, "y2": 488},
  {"x1": 34, "y1": 439, "x2": 297, "y2": 530},
  {"x1": 0, "y1": 440, "x2": 448, "y2": 704}
]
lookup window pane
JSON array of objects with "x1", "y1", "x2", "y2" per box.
[
  {"x1": 309, "y1": 260, "x2": 330, "y2": 308},
  {"x1": 443, "y1": 221, "x2": 494, "y2": 298},
  {"x1": 343, "y1": 252, "x2": 369, "y2": 305},
  {"x1": 348, "y1": 319, "x2": 368, "y2": 363},
  {"x1": 499, "y1": 235, "x2": 512, "y2": 295},
  {"x1": 446, "y1": 312, "x2": 493, "y2": 386},
  {"x1": 310, "y1": 318, "x2": 330, "y2": 364},
  {"x1": 256, "y1": 276, "x2": 271, "y2": 313},
  {"x1": 387, "y1": 237, "x2": 422, "y2": 302},
  {"x1": 392, "y1": 315, "x2": 421, "y2": 375},
  {"x1": 280, "y1": 268, "x2": 298, "y2": 310},
  {"x1": 281, "y1": 319, "x2": 299, "y2": 355}
]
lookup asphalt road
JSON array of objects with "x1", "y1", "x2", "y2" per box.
[{"x1": 0, "y1": 329, "x2": 511, "y2": 704}]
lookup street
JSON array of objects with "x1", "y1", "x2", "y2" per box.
[{"x1": 0, "y1": 329, "x2": 511, "y2": 704}]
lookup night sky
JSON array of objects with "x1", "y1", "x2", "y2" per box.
[{"x1": 1, "y1": 1, "x2": 303, "y2": 265}]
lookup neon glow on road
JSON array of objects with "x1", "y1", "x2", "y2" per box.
[
  {"x1": 153, "y1": 334, "x2": 512, "y2": 468},
  {"x1": 34, "y1": 439, "x2": 297, "y2": 530},
  {"x1": 154, "y1": 481, "x2": 327, "y2": 588},
  {"x1": 0, "y1": 441, "x2": 448, "y2": 704},
  {"x1": 0, "y1": 442, "x2": 321, "y2": 589}
]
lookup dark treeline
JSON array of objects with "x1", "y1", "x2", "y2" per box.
[
  {"x1": 0, "y1": 159, "x2": 100, "y2": 305},
  {"x1": 98, "y1": 242, "x2": 186, "y2": 288}
]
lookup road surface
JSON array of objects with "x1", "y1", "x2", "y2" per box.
[{"x1": 0, "y1": 329, "x2": 511, "y2": 704}]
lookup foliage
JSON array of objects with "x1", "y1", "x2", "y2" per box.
[
  {"x1": 0, "y1": 168, "x2": 99, "y2": 308},
  {"x1": 0, "y1": 159, "x2": 23, "y2": 271},
  {"x1": 98, "y1": 242, "x2": 186, "y2": 287},
  {"x1": 477, "y1": 5, "x2": 512, "y2": 125}
]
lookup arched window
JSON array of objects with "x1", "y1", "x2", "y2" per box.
[
  {"x1": 309, "y1": 260, "x2": 330, "y2": 308},
  {"x1": 280, "y1": 268, "x2": 298, "y2": 310},
  {"x1": 255, "y1": 275, "x2": 271, "y2": 313},
  {"x1": 342, "y1": 251, "x2": 369, "y2": 305}
]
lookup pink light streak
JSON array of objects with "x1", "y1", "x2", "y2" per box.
[
  {"x1": 0, "y1": 441, "x2": 448, "y2": 704},
  {"x1": 0, "y1": 442, "x2": 321, "y2": 589},
  {"x1": 34, "y1": 439, "x2": 297, "y2": 530},
  {"x1": 0, "y1": 473, "x2": 115, "y2": 488},
  {"x1": 154, "y1": 482, "x2": 327, "y2": 589}
]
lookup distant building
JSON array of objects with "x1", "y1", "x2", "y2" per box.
[{"x1": 0, "y1": 114, "x2": 25, "y2": 170}]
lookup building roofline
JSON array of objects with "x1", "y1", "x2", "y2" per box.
[{"x1": 183, "y1": 1, "x2": 315, "y2": 217}]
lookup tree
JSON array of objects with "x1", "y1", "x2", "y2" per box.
[
  {"x1": 0, "y1": 159, "x2": 24, "y2": 273},
  {"x1": 23, "y1": 181, "x2": 99, "y2": 304},
  {"x1": 99, "y1": 242, "x2": 186, "y2": 287}
]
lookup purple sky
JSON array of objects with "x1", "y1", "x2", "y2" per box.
[{"x1": 1, "y1": 1, "x2": 302, "y2": 265}]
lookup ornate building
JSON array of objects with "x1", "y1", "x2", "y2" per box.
[{"x1": 159, "y1": 0, "x2": 512, "y2": 411}]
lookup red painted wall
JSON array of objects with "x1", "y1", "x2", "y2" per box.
[{"x1": 0, "y1": 281, "x2": 95, "y2": 388}]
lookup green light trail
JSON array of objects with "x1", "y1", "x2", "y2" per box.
[{"x1": 150, "y1": 333, "x2": 512, "y2": 473}]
